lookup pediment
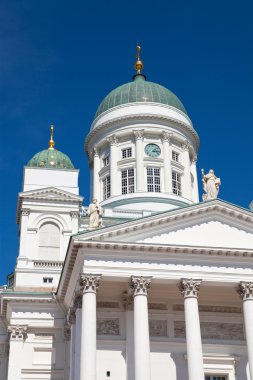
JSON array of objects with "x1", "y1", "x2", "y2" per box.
[
  {"x1": 19, "y1": 187, "x2": 83, "y2": 202},
  {"x1": 76, "y1": 200, "x2": 253, "y2": 250}
]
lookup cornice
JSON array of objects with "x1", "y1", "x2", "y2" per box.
[{"x1": 85, "y1": 112, "x2": 200, "y2": 153}]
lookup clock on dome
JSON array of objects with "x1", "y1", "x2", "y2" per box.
[{"x1": 145, "y1": 143, "x2": 161, "y2": 157}]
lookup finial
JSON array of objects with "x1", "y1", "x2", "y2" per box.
[
  {"x1": 134, "y1": 44, "x2": 143, "y2": 75},
  {"x1": 48, "y1": 124, "x2": 55, "y2": 149}
]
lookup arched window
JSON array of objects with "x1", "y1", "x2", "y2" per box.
[{"x1": 38, "y1": 222, "x2": 60, "y2": 260}]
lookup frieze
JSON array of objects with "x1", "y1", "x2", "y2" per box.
[
  {"x1": 97, "y1": 318, "x2": 120, "y2": 336},
  {"x1": 173, "y1": 304, "x2": 241, "y2": 313},
  {"x1": 149, "y1": 320, "x2": 167, "y2": 337},
  {"x1": 149, "y1": 302, "x2": 167, "y2": 310},
  {"x1": 174, "y1": 321, "x2": 244, "y2": 340},
  {"x1": 97, "y1": 301, "x2": 120, "y2": 309}
]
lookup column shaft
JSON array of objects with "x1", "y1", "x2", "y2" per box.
[
  {"x1": 131, "y1": 276, "x2": 151, "y2": 380},
  {"x1": 134, "y1": 130, "x2": 144, "y2": 192},
  {"x1": 161, "y1": 132, "x2": 172, "y2": 193},
  {"x1": 93, "y1": 148, "x2": 100, "y2": 202},
  {"x1": 191, "y1": 157, "x2": 199, "y2": 203},
  {"x1": 108, "y1": 135, "x2": 119, "y2": 197},
  {"x1": 75, "y1": 308, "x2": 82, "y2": 380},
  {"x1": 179, "y1": 279, "x2": 204, "y2": 380},
  {"x1": 79, "y1": 274, "x2": 101, "y2": 380},
  {"x1": 237, "y1": 282, "x2": 253, "y2": 380},
  {"x1": 181, "y1": 142, "x2": 192, "y2": 200}
]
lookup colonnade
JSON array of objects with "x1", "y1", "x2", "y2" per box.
[
  {"x1": 66, "y1": 275, "x2": 253, "y2": 380},
  {"x1": 92, "y1": 130, "x2": 198, "y2": 202}
]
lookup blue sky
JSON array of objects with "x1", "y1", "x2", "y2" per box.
[{"x1": 0, "y1": 0, "x2": 253, "y2": 284}]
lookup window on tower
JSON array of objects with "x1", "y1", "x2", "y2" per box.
[
  {"x1": 38, "y1": 222, "x2": 60, "y2": 259},
  {"x1": 122, "y1": 147, "x2": 132, "y2": 159},
  {"x1": 205, "y1": 376, "x2": 227, "y2": 380},
  {"x1": 172, "y1": 150, "x2": 179, "y2": 162},
  {"x1": 172, "y1": 171, "x2": 182, "y2": 196},
  {"x1": 147, "y1": 167, "x2": 161, "y2": 192},
  {"x1": 122, "y1": 168, "x2": 135, "y2": 194},
  {"x1": 103, "y1": 176, "x2": 111, "y2": 200},
  {"x1": 103, "y1": 155, "x2": 109, "y2": 167}
]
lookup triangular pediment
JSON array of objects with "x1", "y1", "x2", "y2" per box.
[
  {"x1": 75, "y1": 200, "x2": 253, "y2": 250},
  {"x1": 18, "y1": 187, "x2": 83, "y2": 202}
]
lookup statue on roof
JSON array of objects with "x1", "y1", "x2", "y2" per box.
[
  {"x1": 201, "y1": 169, "x2": 221, "y2": 201},
  {"x1": 86, "y1": 199, "x2": 103, "y2": 229}
]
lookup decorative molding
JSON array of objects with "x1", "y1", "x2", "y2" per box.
[
  {"x1": 63, "y1": 324, "x2": 71, "y2": 341},
  {"x1": 161, "y1": 131, "x2": 173, "y2": 143},
  {"x1": 21, "y1": 208, "x2": 30, "y2": 216},
  {"x1": 179, "y1": 278, "x2": 202, "y2": 298},
  {"x1": 8, "y1": 325, "x2": 28, "y2": 341},
  {"x1": 173, "y1": 304, "x2": 241, "y2": 313},
  {"x1": 93, "y1": 146, "x2": 99, "y2": 156},
  {"x1": 174, "y1": 321, "x2": 244, "y2": 340},
  {"x1": 79, "y1": 274, "x2": 101, "y2": 294},
  {"x1": 148, "y1": 302, "x2": 167, "y2": 310},
  {"x1": 181, "y1": 140, "x2": 190, "y2": 151},
  {"x1": 70, "y1": 211, "x2": 79, "y2": 219},
  {"x1": 73, "y1": 292, "x2": 82, "y2": 309},
  {"x1": 67, "y1": 308, "x2": 76, "y2": 325},
  {"x1": 237, "y1": 281, "x2": 253, "y2": 300},
  {"x1": 192, "y1": 155, "x2": 197, "y2": 164},
  {"x1": 133, "y1": 129, "x2": 144, "y2": 140},
  {"x1": 201, "y1": 322, "x2": 244, "y2": 341},
  {"x1": 97, "y1": 301, "x2": 120, "y2": 309},
  {"x1": 107, "y1": 134, "x2": 118, "y2": 145},
  {"x1": 97, "y1": 318, "x2": 120, "y2": 335},
  {"x1": 130, "y1": 276, "x2": 151, "y2": 297},
  {"x1": 122, "y1": 291, "x2": 134, "y2": 310},
  {"x1": 149, "y1": 320, "x2": 167, "y2": 337}
]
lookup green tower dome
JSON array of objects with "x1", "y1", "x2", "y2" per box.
[
  {"x1": 27, "y1": 125, "x2": 74, "y2": 170},
  {"x1": 94, "y1": 74, "x2": 187, "y2": 119}
]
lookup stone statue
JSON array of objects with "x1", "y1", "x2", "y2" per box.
[
  {"x1": 86, "y1": 199, "x2": 103, "y2": 228},
  {"x1": 201, "y1": 169, "x2": 221, "y2": 201}
]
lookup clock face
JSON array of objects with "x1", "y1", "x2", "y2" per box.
[{"x1": 145, "y1": 143, "x2": 161, "y2": 157}]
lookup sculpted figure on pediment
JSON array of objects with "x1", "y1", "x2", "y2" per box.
[
  {"x1": 201, "y1": 169, "x2": 221, "y2": 201},
  {"x1": 86, "y1": 198, "x2": 103, "y2": 229}
]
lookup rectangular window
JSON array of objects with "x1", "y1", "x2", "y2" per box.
[
  {"x1": 122, "y1": 168, "x2": 135, "y2": 194},
  {"x1": 43, "y1": 277, "x2": 53, "y2": 284},
  {"x1": 147, "y1": 167, "x2": 161, "y2": 192},
  {"x1": 103, "y1": 156, "x2": 109, "y2": 167},
  {"x1": 172, "y1": 171, "x2": 182, "y2": 196},
  {"x1": 122, "y1": 147, "x2": 132, "y2": 159},
  {"x1": 172, "y1": 151, "x2": 179, "y2": 162},
  {"x1": 205, "y1": 377, "x2": 227, "y2": 380},
  {"x1": 103, "y1": 176, "x2": 111, "y2": 200}
]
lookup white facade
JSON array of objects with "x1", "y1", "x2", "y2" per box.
[{"x1": 1, "y1": 68, "x2": 253, "y2": 380}]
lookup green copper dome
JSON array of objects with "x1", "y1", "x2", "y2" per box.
[
  {"x1": 94, "y1": 74, "x2": 187, "y2": 119},
  {"x1": 27, "y1": 148, "x2": 74, "y2": 169}
]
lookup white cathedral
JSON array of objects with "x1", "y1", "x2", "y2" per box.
[{"x1": 1, "y1": 48, "x2": 253, "y2": 380}]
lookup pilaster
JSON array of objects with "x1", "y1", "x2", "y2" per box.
[
  {"x1": 7, "y1": 325, "x2": 27, "y2": 380},
  {"x1": 161, "y1": 131, "x2": 173, "y2": 193},
  {"x1": 133, "y1": 130, "x2": 144, "y2": 192}
]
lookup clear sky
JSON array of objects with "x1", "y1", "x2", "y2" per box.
[{"x1": 0, "y1": 0, "x2": 253, "y2": 284}]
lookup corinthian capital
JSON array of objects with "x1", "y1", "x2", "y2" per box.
[
  {"x1": 237, "y1": 281, "x2": 253, "y2": 301},
  {"x1": 21, "y1": 208, "x2": 30, "y2": 216},
  {"x1": 107, "y1": 134, "x2": 118, "y2": 145},
  {"x1": 181, "y1": 140, "x2": 190, "y2": 151},
  {"x1": 130, "y1": 276, "x2": 152, "y2": 297},
  {"x1": 79, "y1": 274, "x2": 101, "y2": 294},
  {"x1": 179, "y1": 278, "x2": 202, "y2": 298},
  {"x1": 8, "y1": 325, "x2": 28, "y2": 341},
  {"x1": 161, "y1": 131, "x2": 173, "y2": 143},
  {"x1": 133, "y1": 129, "x2": 144, "y2": 140}
]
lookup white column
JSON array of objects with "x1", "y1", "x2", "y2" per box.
[
  {"x1": 107, "y1": 134, "x2": 119, "y2": 197},
  {"x1": 93, "y1": 147, "x2": 101, "y2": 202},
  {"x1": 79, "y1": 274, "x2": 101, "y2": 380},
  {"x1": 191, "y1": 155, "x2": 199, "y2": 203},
  {"x1": 122, "y1": 292, "x2": 135, "y2": 380},
  {"x1": 130, "y1": 276, "x2": 152, "y2": 380},
  {"x1": 161, "y1": 131, "x2": 173, "y2": 193},
  {"x1": 7, "y1": 325, "x2": 27, "y2": 380},
  {"x1": 181, "y1": 141, "x2": 192, "y2": 200},
  {"x1": 68, "y1": 308, "x2": 76, "y2": 380},
  {"x1": 133, "y1": 130, "x2": 144, "y2": 192},
  {"x1": 18, "y1": 208, "x2": 30, "y2": 258},
  {"x1": 237, "y1": 282, "x2": 253, "y2": 380},
  {"x1": 74, "y1": 295, "x2": 82, "y2": 380},
  {"x1": 179, "y1": 279, "x2": 204, "y2": 380}
]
